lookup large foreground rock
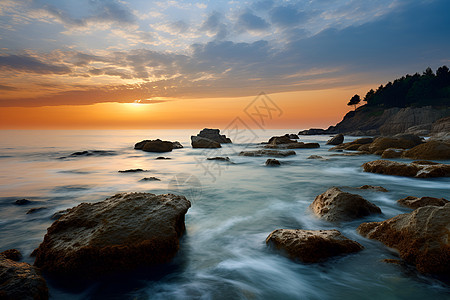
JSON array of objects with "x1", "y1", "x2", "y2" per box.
[
  {"x1": 397, "y1": 196, "x2": 449, "y2": 209},
  {"x1": 362, "y1": 160, "x2": 450, "y2": 178},
  {"x1": 196, "y1": 128, "x2": 231, "y2": 143},
  {"x1": 357, "y1": 203, "x2": 450, "y2": 275},
  {"x1": 33, "y1": 193, "x2": 191, "y2": 278},
  {"x1": 402, "y1": 140, "x2": 450, "y2": 160},
  {"x1": 266, "y1": 229, "x2": 363, "y2": 263},
  {"x1": 135, "y1": 139, "x2": 181, "y2": 152},
  {"x1": 310, "y1": 187, "x2": 381, "y2": 222},
  {"x1": 239, "y1": 150, "x2": 296, "y2": 157},
  {"x1": 0, "y1": 251, "x2": 48, "y2": 300},
  {"x1": 191, "y1": 136, "x2": 221, "y2": 148}
]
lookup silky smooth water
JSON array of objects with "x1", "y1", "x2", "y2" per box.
[{"x1": 0, "y1": 130, "x2": 449, "y2": 300}]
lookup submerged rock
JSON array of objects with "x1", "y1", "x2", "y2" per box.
[
  {"x1": 191, "y1": 136, "x2": 221, "y2": 148},
  {"x1": 266, "y1": 142, "x2": 320, "y2": 149},
  {"x1": 357, "y1": 185, "x2": 388, "y2": 192},
  {"x1": 397, "y1": 196, "x2": 449, "y2": 209},
  {"x1": 357, "y1": 203, "x2": 450, "y2": 275},
  {"x1": 60, "y1": 150, "x2": 117, "y2": 159},
  {"x1": 134, "y1": 139, "x2": 174, "y2": 152},
  {"x1": 14, "y1": 199, "x2": 33, "y2": 205},
  {"x1": 206, "y1": 157, "x2": 230, "y2": 162},
  {"x1": 326, "y1": 134, "x2": 344, "y2": 145},
  {"x1": 265, "y1": 159, "x2": 281, "y2": 166},
  {"x1": 402, "y1": 140, "x2": 450, "y2": 160},
  {"x1": 118, "y1": 169, "x2": 147, "y2": 173},
  {"x1": 239, "y1": 150, "x2": 296, "y2": 157},
  {"x1": 266, "y1": 229, "x2": 363, "y2": 263},
  {"x1": 268, "y1": 136, "x2": 296, "y2": 145},
  {"x1": 156, "y1": 157, "x2": 171, "y2": 160},
  {"x1": 140, "y1": 177, "x2": 161, "y2": 181},
  {"x1": 310, "y1": 187, "x2": 381, "y2": 222},
  {"x1": 26, "y1": 207, "x2": 47, "y2": 214},
  {"x1": 0, "y1": 251, "x2": 49, "y2": 300},
  {"x1": 33, "y1": 193, "x2": 191, "y2": 278},
  {"x1": 307, "y1": 155, "x2": 324, "y2": 160},
  {"x1": 362, "y1": 160, "x2": 450, "y2": 178},
  {"x1": 329, "y1": 137, "x2": 374, "y2": 151},
  {"x1": 196, "y1": 128, "x2": 232, "y2": 144}
]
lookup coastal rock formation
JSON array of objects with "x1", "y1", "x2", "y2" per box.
[
  {"x1": 1, "y1": 249, "x2": 22, "y2": 261},
  {"x1": 191, "y1": 136, "x2": 221, "y2": 148},
  {"x1": 298, "y1": 128, "x2": 327, "y2": 135},
  {"x1": 285, "y1": 133, "x2": 299, "y2": 139},
  {"x1": 266, "y1": 229, "x2": 363, "y2": 263},
  {"x1": 33, "y1": 193, "x2": 191, "y2": 278},
  {"x1": 326, "y1": 134, "x2": 344, "y2": 145},
  {"x1": 402, "y1": 140, "x2": 450, "y2": 160},
  {"x1": 239, "y1": 150, "x2": 296, "y2": 157},
  {"x1": 134, "y1": 139, "x2": 175, "y2": 152},
  {"x1": 310, "y1": 187, "x2": 381, "y2": 222},
  {"x1": 329, "y1": 137, "x2": 374, "y2": 151},
  {"x1": 172, "y1": 141, "x2": 183, "y2": 149},
  {"x1": 362, "y1": 160, "x2": 450, "y2": 178},
  {"x1": 397, "y1": 196, "x2": 449, "y2": 209},
  {"x1": 357, "y1": 203, "x2": 450, "y2": 275},
  {"x1": 196, "y1": 128, "x2": 232, "y2": 144},
  {"x1": 265, "y1": 159, "x2": 281, "y2": 166},
  {"x1": 0, "y1": 250, "x2": 49, "y2": 300}
]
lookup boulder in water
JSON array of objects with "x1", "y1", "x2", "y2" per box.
[
  {"x1": 397, "y1": 196, "x2": 449, "y2": 209},
  {"x1": 191, "y1": 136, "x2": 221, "y2": 148},
  {"x1": 326, "y1": 134, "x2": 344, "y2": 145}
]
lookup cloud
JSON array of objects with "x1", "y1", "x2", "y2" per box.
[
  {"x1": 270, "y1": 5, "x2": 307, "y2": 26},
  {"x1": 0, "y1": 55, "x2": 71, "y2": 74},
  {"x1": 200, "y1": 11, "x2": 228, "y2": 39},
  {"x1": 236, "y1": 11, "x2": 270, "y2": 32},
  {"x1": 0, "y1": 84, "x2": 17, "y2": 91}
]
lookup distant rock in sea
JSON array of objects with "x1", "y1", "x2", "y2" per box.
[
  {"x1": 59, "y1": 150, "x2": 116, "y2": 159},
  {"x1": 265, "y1": 159, "x2": 281, "y2": 166},
  {"x1": 32, "y1": 193, "x2": 191, "y2": 278},
  {"x1": 239, "y1": 150, "x2": 296, "y2": 157},
  {"x1": 191, "y1": 136, "x2": 221, "y2": 148},
  {"x1": 118, "y1": 168, "x2": 147, "y2": 173},
  {"x1": 191, "y1": 128, "x2": 232, "y2": 148},
  {"x1": 135, "y1": 139, "x2": 180, "y2": 153},
  {"x1": 14, "y1": 199, "x2": 33, "y2": 205},
  {"x1": 140, "y1": 177, "x2": 161, "y2": 181}
]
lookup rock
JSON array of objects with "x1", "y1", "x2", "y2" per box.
[
  {"x1": 191, "y1": 136, "x2": 221, "y2": 148},
  {"x1": 381, "y1": 148, "x2": 404, "y2": 158},
  {"x1": 431, "y1": 116, "x2": 450, "y2": 135},
  {"x1": 310, "y1": 187, "x2": 381, "y2": 222},
  {"x1": 239, "y1": 150, "x2": 296, "y2": 157},
  {"x1": 0, "y1": 254, "x2": 49, "y2": 300},
  {"x1": 26, "y1": 207, "x2": 47, "y2": 214},
  {"x1": 268, "y1": 136, "x2": 296, "y2": 145},
  {"x1": 265, "y1": 159, "x2": 281, "y2": 166},
  {"x1": 397, "y1": 196, "x2": 449, "y2": 209},
  {"x1": 134, "y1": 139, "x2": 174, "y2": 152},
  {"x1": 51, "y1": 209, "x2": 70, "y2": 220},
  {"x1": 156, "y1": 157, "x2": 171, "y2": 160},
  {"x1": 357, "y1": 203, "x2": 450, "y2": 275},
  {"x1": 265, "y1": 142, "x2": 320, "y2": 149},
  {"x1": 357, "y1": 144, "x2": 371, "y2": 152},
  {"x1": 266, "y1": 229, "x2": 363, "y2": 263},
  {"x1": 326, "y1": 134, "x2": 344, "y2": 145},
  {"x1": 329, "y1": 137, "x2": 374, "y2": 151},
  {"x1": 368, "y1": 136, "x2": 422, "y2": 154},
  {"x1": 402, "y1": 140, "x2": 450, "y2": 160},
  {"x1": 358, "y1": 185, "x2": 388, "y2": 192},
  {"x1": 118, "y1": 169, "x2": 147, "y2": 173},
  {"x1": 140, "y1": 177, "x2": 161, "y2": 181},
  {"x1": 362, "y1": 160, "x2": 450, "y2": 178},
  {"x1": 405, "y1": 124, "x2": 432, "y2": 136},
  {"x1": 207, "y1": 157, "x2": 230, "y2": 161},
  {"x1": 172, "y1": 141, "x2": 183, "y2": 149},
  {"x1": 60, "y1": 150, "x2": 117, "y2": 159},
  {"x1": 196, "y1": 128, "x2": 231, "y2": 143},
  {"x1": 14, "y1": 199, "x2": 33, "y2": 205},
  {"x1": 307, "y1": 155, "x2": 323, "y2": 159},
  {"x1": 33, "y1": 193, "x2": 191, "y2": 278},
  {"x1": 285, "y1": 134, "x2": 299, "y2": 139},
  {"x1": 0, "y1": 249, "x2": 22, "y2": 261},
  {"x1": 298, "y1": 128, "x2": 328, "y2": 135},
  {"x1": 329, "y1": 152, "x2": 368, "y2": 157}
]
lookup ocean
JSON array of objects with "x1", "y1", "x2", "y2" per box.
[{"x1": 0, "y1": 129, "x2": 449, "y2": 299}]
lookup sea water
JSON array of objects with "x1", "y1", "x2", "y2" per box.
[{"x1": 0, "y1": 129, "x2": 449, "y2": 299}]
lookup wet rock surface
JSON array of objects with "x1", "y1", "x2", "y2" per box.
[
  {"x1": 362, "y1": 160, "x2": 450, "y2": 178},
  {"x1": 191, "y1": 136, "x2": 221, "y2": 148},
  {"x1": 402, "y1": 140, "x2": 450, "y2": 160},
  {"x1": 265, "y1": 159, "x2": 281, "y2": 166},
  {"x1": 33, "y1": 193, "x2": 191, "y2": 278},
  {"x1": 266, "y1": 229, "x2": 363, "y2": 263},
  {"x1": 195, "y1": 128, "x2": 232, "y2": 144},
  {"x1": 397, "y1": 196, "x2": 449, "y2": 209},
  {"x1": 134, "y1": 139, "x2": 175, "y2": 153},
  {"x1": 239, "y1": 150, "x2": 296, "y2": 157},
  {"x1": 357, "y1": 203, "x2": 450, "y2": 275},
  {"x1": 310, "y1": 187, "x2": 382, "y2": 222},
  {"x1": 326, "y1": 134, "x2": 344, "y2": 145}
]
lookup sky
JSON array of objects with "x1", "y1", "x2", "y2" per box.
[{"x1": 0, "y1": 0, "x2": 449, "y2": 129}]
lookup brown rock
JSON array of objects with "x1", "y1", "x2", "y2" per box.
[
  {"x1": 268, "y1": 136, "x2": 296, "y2": 145},
  {"x1": 0, "y1": 255, "x2": 49, "y2": 300},
  {"x1": 307, "y1": 155, "x2": 323, "y2": 159},
  {"x1": 397, "y1": 196, "x2": 449, "y2": 209},
  {"x1": 239, "y1": 150, "x2": 296, "y2": 157},
  {"x1": 381, "y1": 148, "x2": 404, "y2": 158},
  {"x1": 33, "y1": 193, "x2": 191, "y2": 278},
  {"x1": 402, "y1": 140, "x2": 450, "y2": 160},
  {"x1": 191, "y1": 136, "x2": 221, "y2": 148},
  {"x1": 266, "y1": 142, "x2": 320, "y2": 149},
  {"x1": 357, "y1": 203, "x2": 450, "y2": 275},
  {"x1": 368, "y1": 136, "x2": 421, "y2": 153},
  {"x1": 310, "y1": 187, "x2": 381, "y2": 222},
  {"x1": 265, "y1": 159, "x2": 281, "y2": 166},
  {"x1": 326, "y1": 134, "x2": 344, "y2": 145},
  {"x1": 134, "y1": 139, "x2": 174, "y2": 152},
  {"x1": 362, "y1": 160, "x2": 450, "y2": 178},
  {"x1": 0, "y1": 249, "x2": 22, "y2": 261},
  {"x1": 266, "y1": 229, "x2": 363, "y2": 263},
  {"x1": 358, "y1": 185, "x2": 388, "y2": 192},
  {"x1": 196, "y1": 128, "x2": 232, "y2": 143}
]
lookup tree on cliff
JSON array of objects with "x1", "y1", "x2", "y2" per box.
[{"x1": 347, "y1": 94, "x2": 361, "y2": 110}]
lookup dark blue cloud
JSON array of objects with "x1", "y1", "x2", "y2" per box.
[
  {"x1": 270, "y1": 5, "x2": 308, "y2": 26},
  {"x1": 236, "y1": 11, "x2": 270, "y2": 32},
  {"x1": 200, "y1": 11, "x2": 228, "y2": 40},
  {"x1": 0, "y1": 55, "x2": 71, "y2": 74}
]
